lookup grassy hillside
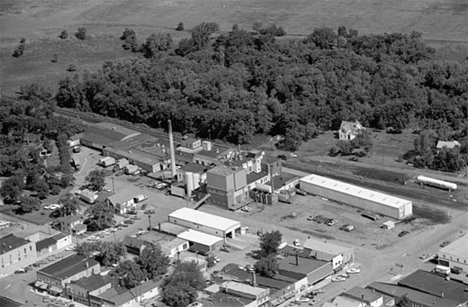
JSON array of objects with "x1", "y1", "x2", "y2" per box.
[{"x1": 1, "y1": 0, "x2": 467, "y2": 94}]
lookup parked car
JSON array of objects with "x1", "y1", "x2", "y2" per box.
[
  {"x1": 331, "y1": 276, "x2": 346, "y2": 282},
  {"x1": 398, "y1": 230, "x2": 410, "y2": 237},
  {"x1": 295, "y1": 189, "x2": 307, "y2": 196},
  {"x1": 346, "y1": 268, "x2": 361, "y2": 274},
  {"x1": 141, "y1": 204, "x2": 147, "y2": 210},
  {"x1": 326, "y1": 219, "x2": 338, "y2": 226},
  {"x1": 130, "y1": 216, "x2": 140, "y2": 220},
  {"x1": 123, "y1": 220, "x2": 134, "y2": 224},
  {"x1": 15, "y1": 269, "x2": 27, "y2": 274},
  {"x1": 439, "y1": 240, "x2": 451, "y2": 248}
]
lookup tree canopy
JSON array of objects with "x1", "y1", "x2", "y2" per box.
[
  {"x1": 85, "y1": 169, "x2": 106, "y2": 191},
  {"x1": 51, "y1": 24, "x2": 467, "y2": 150},
  {"x1": 161, "y1": 261, "x2": 206, "y2": 307},
  {"x1": 254, "y1": 254, "x2": 279, "y2": 278},
  {"x1": 84, "y1": 201, "x2": 115, "y2": 231},
  {"x1": 136, "y1": 243, "x2": 170, "y2": 280},
  {"x1": 259, "y1": 230, "x2": 283, "y2": 256}
]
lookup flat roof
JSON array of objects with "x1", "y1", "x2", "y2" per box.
[
  {"x1": 39, "y1": 254, "x2": 99, "y2": 279},
  {"x1": 367, "y1": 282, "x2": 460, "y2": 307},
  {"x1": 279, "y1": 255, "x2": 329, "y2": 275},
  {"x1": 438, "y1": 233, "x2": 468, "y2": 257},
  {"x1": 105, "y1": 146, "x2": 161, "y2": 166},
  {"x1": 169, "y1": 208, "x2": 240, "y2": 232},
  {"x1": 300, "y1": 174, "x2": 411, "y2": 209},
  {"x1": 70, "y1": 274, "x2": 109, "y2": 291},
  {"x1": 303, "y1": 238, "x2": 352, "y2": 257},
  {"x1": 0, "y1": 234, "x2": 30, "y2": 255},
  {"x1": 265, "y1": 173, "x2": 298, "y2": 190},
  {"x1": 344, "y1": 286, "x2": 382, "y2": 303},
  {"x1": 179, "y1": 163, "x2": 210, "y2": 173},
  {"x1": 177, "y1": 229, "x2": 223, "y2": 246},
  {"x1": 207, "y1": 165, "x2": 240, "y2": 177},
  {"x1": 246, "y1": 171, "x2": 268, "y2": 185},
  {"x1": 398, "y1": 269, "x2": 468, "y2": 302},
  {"x1": 223, "y1": 264, "x2": 291, "y2": 290},
  {"x1": 36, "y1": 237, "x2": 57, "y2": 251},
  {"x1": 95, "y1": 122, "x2": 140, "y2": 140},
  {"x1": 202, "y1": 292, "x2": 253, "y2": 307},
  {"x1": 158, "y1": 222, "x2": 189, "y2": 235},
  {"x1": 221, "y1": 281, "x2": 267, "y2": 296}
]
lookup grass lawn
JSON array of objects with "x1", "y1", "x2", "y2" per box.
[
  {"x1": 1, "y1": 0, "x2": 467, "y2": 94},
  {"x1": 0, "y1": 205, "x2": 53, "y2": 225}
]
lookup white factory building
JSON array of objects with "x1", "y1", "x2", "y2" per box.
[
  {"x1": 168, "y1": 208, "x2": 242, "y2": 239},
  {"x1": 438, "y1": 234, "x2": 468, "y2": 272},
  {"x1": 300, "y1": 174, "x2": 412, "y2": 220}
]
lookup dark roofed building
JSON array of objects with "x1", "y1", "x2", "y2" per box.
[
  {"x1": 68, "y1": 274, "x2": 112, "y2": 305},
  {"x1": 397, "y1": 269, "x2": 468, "y2": 303},
  {"x1": 36, "y1": 237, "x2": 57, "y2": 253},
  {"x1": 122, "y1": 235, "x2": 147, "y2": 255},
  {"x1": 0, "y1": 234, "x2": 30, "y2": 255},
  {"x1": 342, "y1": 286, "x2": 383, "y2": 306},
  {"x1": 37, "y1": 254, "x2": 101, "y2": 295}
]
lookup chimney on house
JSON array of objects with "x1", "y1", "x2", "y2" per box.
[{"x1": 168, "y1": 120, "x2": 177, "y2": 179}]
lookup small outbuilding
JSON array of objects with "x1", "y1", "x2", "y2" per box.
[{"x1": 382, "y1": 221, "x2": 395, "y2": 230}]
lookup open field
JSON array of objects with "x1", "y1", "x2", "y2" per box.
[{"x1": 1, "y1": 0, "x2": 467, "y2": 94}]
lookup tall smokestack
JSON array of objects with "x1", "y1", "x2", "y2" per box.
[{"x1": 168, "y1": 120, "x2": 177, "y2": 178}]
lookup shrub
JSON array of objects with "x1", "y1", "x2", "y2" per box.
[
  {"x1": 75, "y1": 27, "x2": 87, "y2": 40},
  {"x1": 67, "y1": 64, "x2": 76, "y2": 72},
  {"x1": 59, "y1": 30, "x2": 68, "y2": 40},
  {"x1": 176, "y1": 22, "x2": 184, "y2": 31},
  {"x1": 12, "y1": 49, "x2": 23, "y2": 57},
  {"x1": 51, "y1": 54, "x2": 58, "y2": 63}
]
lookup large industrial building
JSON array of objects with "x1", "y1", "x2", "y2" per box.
[
  {"x1": 438, "y1": 233, "x2": 468, "y2": 272},
  {"x1": 168, "y1": 208, "x2": 241, "y2": 239},
  {"x1": 299, "y1": 174, "x2": 413, "y2": 220}
]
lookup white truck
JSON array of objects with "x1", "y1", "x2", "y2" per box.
[
  {"x1": 134, "y1": 195, "x2": 148, "y2": 203},
  {"x1": 434, "y1": 265, "x2": 450, "y2": 276}
]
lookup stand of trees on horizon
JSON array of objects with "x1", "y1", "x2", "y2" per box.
[{"x1": 3, "y1": 23, "x2": 468, "y2": 174}]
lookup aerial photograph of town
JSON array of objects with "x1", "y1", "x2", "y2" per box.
[{"x1": 0, "y1": 1, "x2": 467, "y2": 307}]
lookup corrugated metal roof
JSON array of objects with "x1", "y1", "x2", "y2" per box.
[
  {"x1": 169, "y1": 208, "x2": 240, "y2": 232},
  {"x1": 300, "y1": 174, "x2": 411, "y2": 209}
]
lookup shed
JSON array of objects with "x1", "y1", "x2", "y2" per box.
[
  {"x1": 125, "y1": 164, "x2": 139, "y2": 175},
  {"x1": 382, "y1": 221, "x2": 395, "y2": 230}
]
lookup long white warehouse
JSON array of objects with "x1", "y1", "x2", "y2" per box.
[
  {"x1": 300, "y1": 174, "x2": 412, "y2": 220},
  {"x1": 168, "y1": 207, "x2": 241, "y2": 239}
]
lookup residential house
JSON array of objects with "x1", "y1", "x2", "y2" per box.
[
  {"x1": 106, "y1": 193, "x2": 135, "y2": 214},
  {"x1": 57, "y1": 215, "x2": 86, "y2": 235},
  {"x1": 342, "y1": 286, "x2": 384, "y2": 307},
  {"x1": 339, "y1": 120, "x2": 365, "y2": 141},
  {"x1": 122, "y1": 236, "x2": 147, "y2": 256}
]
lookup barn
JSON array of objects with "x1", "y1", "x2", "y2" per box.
[{"x1": 300, "y1": 174, "x2": 412, "y2": 220}]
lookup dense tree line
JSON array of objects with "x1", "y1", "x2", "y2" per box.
[
  {"x1": 0, "y1": 88, "x2": 84, "y2": 207},
  {"x1": 17, "y1": 25, "x2": 468, "y2": 151}
]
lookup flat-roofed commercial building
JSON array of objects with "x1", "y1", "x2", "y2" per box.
[
  {"x1": 67, "y1": 274, "x2": 112, "y2": 305},
  {"x1": 177, "y1": 229, "x2": 223, "y2": 254},
  {"x1": 302, "y1": 238, "x2": 354, "y2": 271},
  {"x1": 0, "y1": 234, "x2": 37, "y2": 274},
  {"x1": 438, "y1": 233, "x2": 468, "y2": 272},
  {"x1": 300, "y1": 174, "x2": 412, "y2": 220},
  {"x1": 206, "y1": 165, "x2": 249, "y2": 210},
  {"x1": 36, "y1": 254, "x2": 100, "y2": 296},
  {"x1": 168, "y1": 207, "x2": 241, "y2": 239}
]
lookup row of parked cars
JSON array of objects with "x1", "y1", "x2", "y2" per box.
[{"x1": 307, "y1": 214, "x2": 338, "y2": 226}]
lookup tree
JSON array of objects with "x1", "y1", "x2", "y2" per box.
[
  {"x1": 85, "y1": 169, "x2": 106, "y2": 191},
  {"x1": 176, "y1": 22, "x2": 184, "y2": 31},
  {"x1": 254, "y1": 254, "x2": 278, "y2": 278},
  {"x1": 95, "y1": 242, "x2": 126, "y2": 266},
  {"x1": 336, "y1": 140, "x2": 354, "y2": 156},
  {"x1": 396, "y1": 295, "x2": 411, "y2": 307},
  {"x1": 84, "y1": 201, "x2": 115, "y2": 231},
  {"x1": 35, "y1": 180, "x2": 50, "y2": 199},
  {"x1": 0, "y1": 176, "x2": 24, "y2": 203},
  {"x1": 161, "y1": 261, "x2": 206, "y2": 307},
  {"x1": 136, "y1": 243, "x2": 170, "y2": 280},
  {"x1": 59, "y1": 30, "x2": 68, "y2": 39},
  {"x1": 304, "y1": 27, "x2": 337, "y2": 49},
  {"x1": 50, "y1": 193, "x2": 79, "y2": 218},
  {"x1": 75, "y1": 242, "x2": 97, "y2": 258},
  {"x1": 113, "y1": 260, "x2": 146, "y2": 289},
  {"x1": 51, "y1": 54, "x2": 58, "y2": 63},
  {"x1": 252, "y1": 22, "x2": 263, "y2": 34},
  {"x1": 67, "y1": 64, "x2": 76, "y2": 72},
  {"x1": 259, "y1": 230, "x2": 283, "y2": 256},
  {"x1": 75, "y1": 27, "x2": 87, "y2": 40},
  {"x1": 121, "y1": 28, "x2": 135, "y2": 41},
  {"x1": 12, "y1": 48, "x2": 23, "y2": 57},
  {"x1": 142, "y1": 33, "x2": 173, "y2": 58},
  {"x1": 16, "y1": 196, "x2": 40, "y2": 214}
]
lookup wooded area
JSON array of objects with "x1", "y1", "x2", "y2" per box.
[{"x1": 53, "y1": 25, "x2": 467, "y2": 151}]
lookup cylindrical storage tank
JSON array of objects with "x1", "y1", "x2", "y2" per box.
[
  {"x1": 186, "y1": 173, "x2": 194, "y2": 198},
  {"x1": 416, "y1": 175, "x2": 457, "y2": 190}
]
